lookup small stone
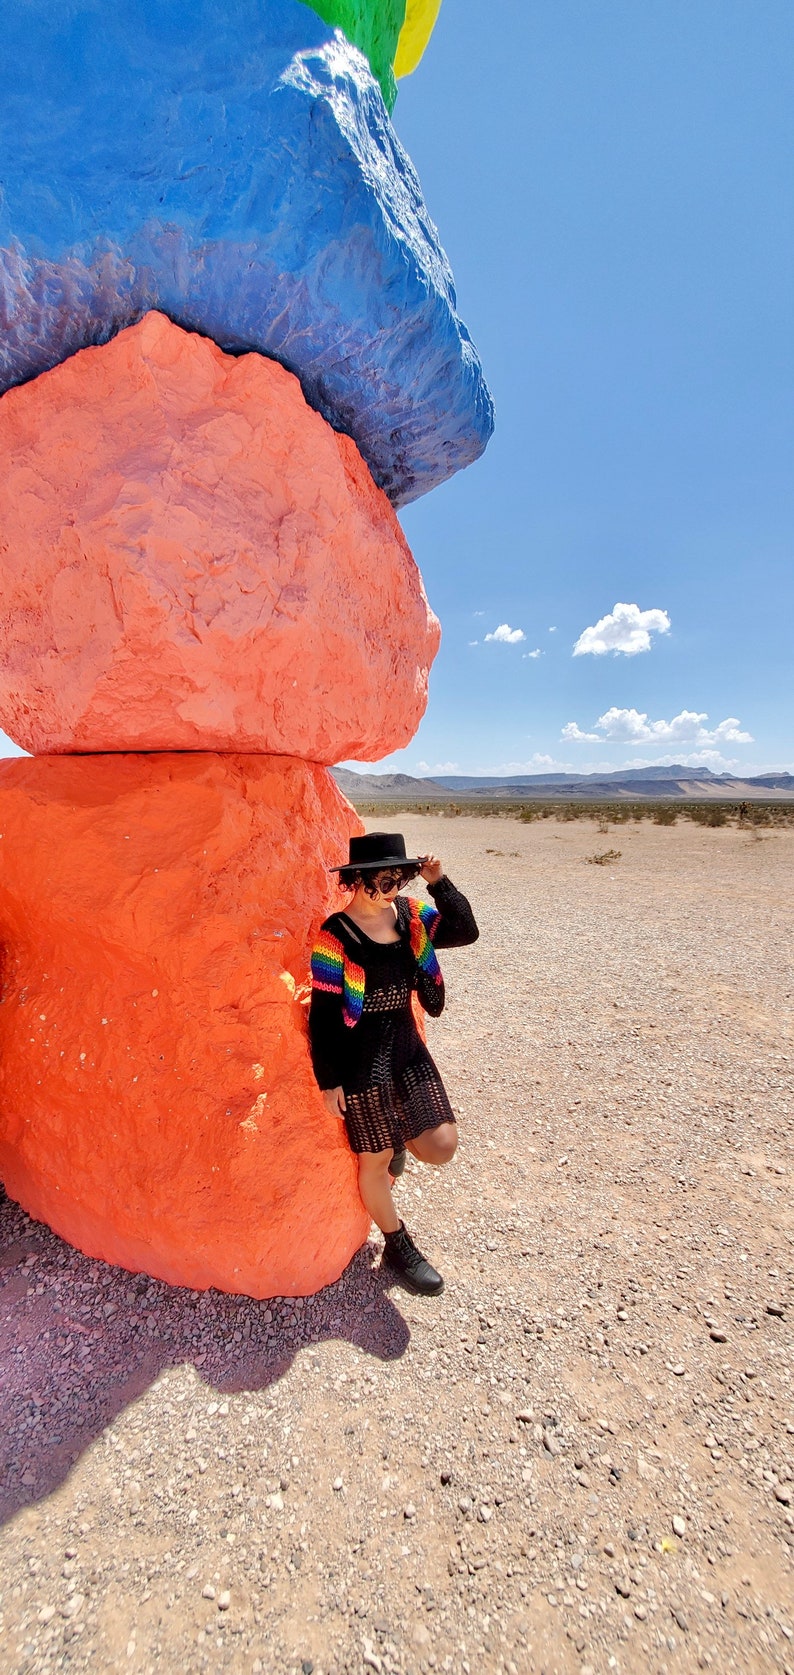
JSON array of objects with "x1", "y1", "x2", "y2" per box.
[
  {"x1": 38, "y1": 1605, "x2": 56, "y2": 1623},
  {"x1": 672, "y1": 1608, "x2": 688, "y2": 1632},
  {"x1": 766, "y1": 1302, "x2": 785, "y2": 1317},
  {"x1": 202, "y1": 1584, "x2": 216, "y2": 1600},
  {"x1": 709, "y1": 1329, "x2": 728, "y2": 1343},
  {"x1": 672, "y1": 1516, "x2": 686, "y2": 1538},
  {"x1": 615, "y1": 1579, "x2": 631, "y2": 1598},
  {"x1": 440, "y1": 1469, "x2": 453, "y2": 1485},
  {"x1": 217, "y1": 1590, "x2": 231, "y2": 1611},
  {"x1": 515, "y1": 1410, "x2": 534, "y2": 1424},
  {"x1": 634, "y1": 1604, "x2": 648, "y2": 1620},
  {"x1": 403, "y1": 1503, "x2": 416, "y2": 1520},
  {"x1": 672, "y1": 1364, "x2": 686, "y2": 1377},
  {"x1": 604, "y1": 1543, "x2": 615, "y2": 1558},
  {"x1": 543, "y1": 1430, "x2": 560, "y2": 1456},
  {"x1": 61, "y1": 1593, "x2": 85, "y2": 1619},
  {"x1": 333, "y1": 1477, "x2": 344, "y2": 1492},
  {"x1": 458, "y1": 1497, "x2": 472, "y2": 1515},
  {"x1": 302, "y1": 1663, "x2": 314, "y2": 1675},
  {"x1": 478, "y1": 1504, "x2": 493, "y2": 1523},
  {"x1": 774, "y1": 1486, "x2": 792, "y2": 1506}
]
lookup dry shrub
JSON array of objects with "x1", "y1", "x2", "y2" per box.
[{"x1": 586, "y1": 848, "x2": 622, "y2": 866}]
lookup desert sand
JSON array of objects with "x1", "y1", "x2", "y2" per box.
[{"x1": 1, "y1": 814, "x2": 792, "y2": 1675}]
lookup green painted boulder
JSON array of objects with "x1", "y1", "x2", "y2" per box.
[{"x1": 305, "y1": 0, "x2": 406, "y2": 108}]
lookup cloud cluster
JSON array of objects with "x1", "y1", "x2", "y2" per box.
[
  {"x1": 562, "y1": 708, "x2": 753, "y2": 745},
  {"x1": 484, "y1": 623, "x2": 525, "y2": 644},
  {"x1": 573, "y1": 602, "x2": 671, "y2": 657},
  {"x1": 416, "y1": 760, "x2": 461, "y2": 775}
]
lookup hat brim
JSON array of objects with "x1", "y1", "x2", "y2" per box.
[{"x1": 329, "y1": 855, "x2": 423, "y2": 873}]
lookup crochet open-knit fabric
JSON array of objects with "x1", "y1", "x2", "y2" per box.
[{"x1": 308, "y1": 875, "x2": 478, "y2": 1154}]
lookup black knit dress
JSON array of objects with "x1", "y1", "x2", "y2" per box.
[{"x1": 308, "y1": 876, "x2": 478, "y2": 1155}]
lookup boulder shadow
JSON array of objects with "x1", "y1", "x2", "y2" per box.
[{"x1": 0, "y1": 1187, "x2": 411, "y2": 1530}]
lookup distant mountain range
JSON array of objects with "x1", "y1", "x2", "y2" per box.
[{"x1": 331, "y1": 764, "x2": 794, "y2": 802}]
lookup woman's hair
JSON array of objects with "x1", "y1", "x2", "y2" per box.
[{"x1": 337, "y1": 867, "x2": 365, "y2": 891}]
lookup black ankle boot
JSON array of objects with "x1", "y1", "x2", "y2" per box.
[
  {"x1": 383, "y1": 1222, "x2": 444, "y2": 1296},
  {"x1": 389, "y1": 1147, "x2": 407, "y2": 1179}
]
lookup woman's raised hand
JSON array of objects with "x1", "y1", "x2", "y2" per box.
[
  {"x1": 419, "y1": 853, "x2": 444, "y2": 886},
  {"x1": 323, "y1": 1086, "x2": 347, "y2": 1118}
]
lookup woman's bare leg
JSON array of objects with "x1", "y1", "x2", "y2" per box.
[
  {"x1": 358, "y1": 1149, "x2": 401, "y2": 1234},
  {"x1": 406, "y1": 1123, "x2": 458, "y2": 1166}
]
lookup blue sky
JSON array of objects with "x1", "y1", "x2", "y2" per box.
[{"x1": 349, "y1": 0, "x2": 794, "y2": 777}]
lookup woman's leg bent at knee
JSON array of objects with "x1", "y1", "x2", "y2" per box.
[{"x1": 407, "y1": 1122, "x2": 458, "y2": 1167}]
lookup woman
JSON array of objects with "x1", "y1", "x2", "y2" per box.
[{"x1": 308, "y1": 832, "x2": 478, "y2": 1296}]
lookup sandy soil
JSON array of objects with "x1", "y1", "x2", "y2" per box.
[{"x1": 1, "y1": 814, "x2": 792, "y2": 1675}]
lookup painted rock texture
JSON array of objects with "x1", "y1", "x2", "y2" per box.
[
  {"x1": 0, "y1": 0, "x2": 493, "y2": 506},
  {"x1": 305, "y1": 0, "x2": 442, "y2": 107},
  {"x1": 0, "y1": 314, "x2": 440, "y2": 759},
  {"x1": 306, "y1": 0, "x2": 405, "y2": 108},
  {"x1": 394, "y1": 0, "x2": 443, "y2": 76},
  {"x1": 0, "y1": 752, "x2": 369, "y2": 1297}
]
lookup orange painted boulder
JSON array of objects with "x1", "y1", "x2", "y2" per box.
[
  {"x1": 0, "y1": 752, "x2": 370, "y2": 1297},
  {"x1": 0, "y1": 312, "x2": 440, "y2": 759}
]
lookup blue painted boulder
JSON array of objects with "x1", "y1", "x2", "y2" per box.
[{"x1": 0, "y1": 0, "x2": 492, "y2": 506}]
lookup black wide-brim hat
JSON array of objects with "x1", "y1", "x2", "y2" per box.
[{"x1": 330, "y1": 832, "x2": 422, "y2": 872}]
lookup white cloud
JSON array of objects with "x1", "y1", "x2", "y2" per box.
[
  {"x1": 484, "y1": 623, "x2": 526, "y2": 644},
  {"x1": 523, "y1": 648, "x2": 542, "y2": 659},
  {"x1": 562, "y1": 707, "x2": 754, "y2": 746},
  {"x1": 573, "y1": 602, "x2": 671, "y2": 658},
  {"x1": 548, "y1": 626, "x2": 557, "y2": 633},
  {"x1": 468, "y1": 639, "x2": 479, "y2": 646},
  {"x1": 561, "y1": 721, "x2": 601, "y2": 742},
  {"x1": 416, "y1": 760, "x2": 461, "y2": 776}
]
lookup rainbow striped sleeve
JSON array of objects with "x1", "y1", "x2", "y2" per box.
[
  {"x1": 310, "y1": 929, "x2": 345, "y2": 994},
  {"x1": 341, "y1": 960, "x2": 366, "y2": 1028},
  {"x1": 310, "y1": 928, "x2": 366, "y2": 1027},
  {"x1": 408, "y1": 899, "x2": 443, "y2": 985},
  {"x1": 418, "y1": 899, "x2": 441, "y2": 941}
]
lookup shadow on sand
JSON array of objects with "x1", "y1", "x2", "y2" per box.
[{"x1": 0, "y1": 1186, "x2": 411, "y2": 1529}]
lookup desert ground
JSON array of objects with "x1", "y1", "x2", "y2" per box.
[{"x1": 1, "y1": 812, "x2": 792, "y2": 1675}]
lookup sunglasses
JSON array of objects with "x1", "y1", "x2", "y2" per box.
[{"x1": 369, "y1": 866, "x2": 420, "y2": 892}]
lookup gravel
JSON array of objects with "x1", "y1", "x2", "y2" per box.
[{"x1": 0, "y1": 813, "x2": 792, "y2": 1674}]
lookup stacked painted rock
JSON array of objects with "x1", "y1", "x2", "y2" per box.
[{"x1": 0, "y1": 0, "x2": 492, "y2": 1296}]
